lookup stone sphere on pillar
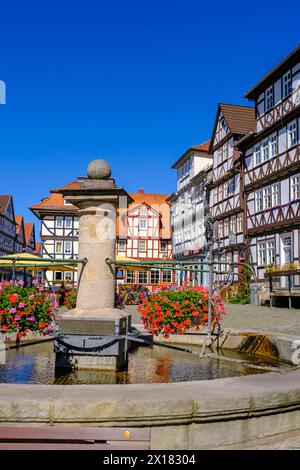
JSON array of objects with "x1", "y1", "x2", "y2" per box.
[{"x1": 87, "y1": 159, "x2": 112, "y2": 180}]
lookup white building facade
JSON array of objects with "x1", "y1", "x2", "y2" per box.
[{"x1": 169, "y1": 142, "x2": 212, "y2": 286}]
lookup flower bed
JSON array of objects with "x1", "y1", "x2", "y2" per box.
[
  {"x1": 0, "y1": 280, "x2": 58, "y2": 339},
  {"x1": 138, "y1": 286, "x2": 225, "y2": 338}
]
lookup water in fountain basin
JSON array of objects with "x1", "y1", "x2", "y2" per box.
[{"x1": 0, "y1": 340, "x2": 291, "y2": 385}]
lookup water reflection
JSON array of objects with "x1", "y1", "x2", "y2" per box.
[{"x1": 0, "y1": 341, "x2": 283, "y2": 386}]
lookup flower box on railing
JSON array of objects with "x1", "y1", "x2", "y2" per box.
[{"x1": 265, "y1": 269, "x2": 300, "y2": 278}]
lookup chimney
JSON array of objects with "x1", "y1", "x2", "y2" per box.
[{"x1": 138, "y1": 188, "x2": 145, "y2": 194}]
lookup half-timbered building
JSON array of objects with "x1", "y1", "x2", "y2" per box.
[
  {"x1": 31, "y1": 186, "x2": 173, "y2": 288},
  {"x1": 117, "y1": 189, "x2": 173, "y2": 287},
  {"x1": 14, "y1": 216, "x2": 26, "y2": 253},
  {"x1": 0, "y1": 195, "x2": 17, "y2": 257},
  {"x1": 30, "y1": 189, "x2": 79, "y2": 286},
  {"x1": 209, "y1": 104, "x2": 255, "y2": 276},
  {"x1": 238, "y1": 44, "x2": 300, "y2": 297},
  {"x1": 168, "y1": 141, "x2": 212, "y2": 285}
]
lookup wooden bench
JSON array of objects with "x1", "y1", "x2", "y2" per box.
[{"x1": 0, "y1": 426, "x2": 151, "y2": 450}]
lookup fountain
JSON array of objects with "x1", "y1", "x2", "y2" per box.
[
  {"x1": 54, "y1": 159, "x2": 133, "y2": 371},
  {"x1": 1, "y1": 160, "x2": 300, "y2": 449}
]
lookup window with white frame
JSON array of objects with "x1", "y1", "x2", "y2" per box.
[
  {"x1": 270, "y1": 134, "x2": 277, "y2": 157},
  {"x1": 65, "y1": 217, "x2": 72, "y2": 228},
  {"x1": 218, "y1": 221, "x2": 223, "y2": 238},
  {"x1": 218, "y1": 147, "x2": 223, "y2": 164},
  {"x1": 230, "y1": 217, "x2": 236, "y2": 234},
  {"x1": 218, "y1": 186, "x2": 223, "y2": 201},
  {"x1": 291, "y1": 176, "x2": 300, "y2": 200},
  {"x1": 64, "y1": 241, "x2": 72, "y2": 255},
  {"x1": 55, "y1": 241, "x2": 63, "y2": 254},
  {"x1": 150, "y1": 269, "x2": 160, "y2": 284},
  {"x1": 139, "y1": 218, "x2": 147, "y2": 230},
  {"x1": 65, "y1": 272, "x2": 72, "y2": 282},
  {"x1": 254, "y1": 144, "x2": 261, "y2": 166},
  {"x1": 224, "y1": 220, "x2": 229, "y2": 237},
  {"x1": 162, "y1": 270, "x2": 172, "y2": 283},
  {"x1": 214, "y1": 189, "x2": 218, "y2": 204},
  {"x1": 56, "y1": 216, "x2": 63, "y2": 228},
  {"x1": 126, "y1": 271, "x2": 135, "y2": 284},
  {"x1": 139, "y1": 240, "x2": 146, "y2": 251},
  {"x1": 223, "y1": 143, "x2": 228, "y2": 160},
  {"x1": 255, "y1": 191, "x2": 263, "y2": 212},
  {"x1": 237, "y1": 214, "x2": 243, "y2": 233},
  {"x1": 283, "y1": 71, "x2": 292, "y2": 98},
  {"x1": 265, "y1": 86, "x2": 274, "y2": 111},
  {"x1": 262, "y1": 140, "x2": 269, "y2": 162},
  {"x1": 138, "y1": 271, "x2": 148, "y2": 284},
  {"x1": 223, "y1": 181, "x2": 228, "y2": 196},
  {"x1": 64, "y1": 200, "x2": 72, "y2": 206},
  {"x1": 288, "y1": 121, "x2": 297, "y2": 148},
  {"x1": 266, "y1": 241, "x2": 275, "y2": 265},
  {"x1": 258, "y1": 243, "x2": 266, "y2": 266},
  {"x1": 119, "y1": 239, "x2": 126, "y2": 252},
  {"x1": 263, "y1": 187, "x2": 271, "y2": 209},
  {"x1": 271, "y1": 183, "x2": 280, "y2": 206}
]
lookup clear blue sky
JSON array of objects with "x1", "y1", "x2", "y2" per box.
[{"x1": 0, "y1": 0, "x2": 299, "y2": 233}]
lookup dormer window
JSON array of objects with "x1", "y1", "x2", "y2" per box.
[
  {"x1": 283, "y1": 71, "x2": 292, "y2": 98},
  {"x1": 265, "y1": 86, "x2": 274, "y2": 112}
]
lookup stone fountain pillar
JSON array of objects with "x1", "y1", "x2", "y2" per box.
[{"x1": 54, "y1": 160, "x2": 133, "y2": 371}]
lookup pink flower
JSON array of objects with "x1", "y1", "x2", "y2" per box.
[
  {"x1": 10, "y1": 308, "x2": 17, "y2": 314},
  {"x1": 17, "y1": 280, "x2": 24, "y2": 286},
  {"x1": 29, "y1": 294, "x2": 35, "y2": 300},
  {"x1": 32, "y1": 280, "x2": 38, "y2": 286},
  {"x1": 18, "y1": 302, "x2": 25, "y2": 308},
  {"x1": 15, "y1": 316, "x2": 22, "y2": 321},
  {"x1": 28, "y1": 317, "x2": 36, "y2": 322}
]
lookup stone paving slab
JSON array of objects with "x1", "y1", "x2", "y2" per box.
[{"x1": 125, "y1": 303, "x2": 300, "y2": 336}]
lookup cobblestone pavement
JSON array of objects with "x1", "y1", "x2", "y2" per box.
[{"x1": 126, "y1": 303, "x2": 300, "y2": 336}]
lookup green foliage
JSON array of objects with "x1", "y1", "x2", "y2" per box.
[
  {"x1": 64, "y1": 288, "x2": 77, "y2": 309},
  {"x1": 228, "y1": 262, "x2": 251, "y2": 305}
]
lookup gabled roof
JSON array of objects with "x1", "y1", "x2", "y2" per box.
[
  {"x1": 59, "y1": 181, "x2": 80, "y2": 191},
  {"x1": 129, "y1": 190, "x2": 171, "y2": 208},
  {"x1": 210, "y1": 103, "x2": 255, "y2": 151},
  {"x1": 15, "y1": 215, "x2": 24, "y2": 236},
  {"x1": 244, "y1": 44, "x2": 300, "y2": 100},
  {"x1": 172, "y1": 140, "x2": 211, "y2": 169},
  {"x1": 30, "y1": 189, "x2": 78, "y2": 216},
  {"x1": 218, "y1": 104, "x2": 255, "y2": 135},
  {"x1": 0, "y1": 195, "x2": 11, "y2": 215},
  {"x1": 24, "y1": 223, "x2": 35, "y2": 247}
]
